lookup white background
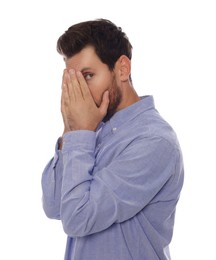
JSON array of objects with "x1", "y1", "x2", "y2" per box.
[{"x1": 0, "y1": 0, "x2": 215, "y2": 259}]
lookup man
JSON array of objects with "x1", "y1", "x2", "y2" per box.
[{"x1": 41, "y1": 19, "x2": 184, "y2": 260}]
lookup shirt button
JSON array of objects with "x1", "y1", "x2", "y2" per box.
[{"x1": 112, "y1": 127, "x2": 117, "y2": 132}]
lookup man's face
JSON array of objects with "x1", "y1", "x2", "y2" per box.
[{"x1": 64, "y1": 46, "x2": 122, "y2": 121}]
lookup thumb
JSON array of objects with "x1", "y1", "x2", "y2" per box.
[{"x1": 99, "y1": 90, "x2": 109, "y2": 116}]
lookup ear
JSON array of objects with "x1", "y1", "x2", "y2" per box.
[{"x1": 115, "y1": 55, "x2": 131, "y2": 82}]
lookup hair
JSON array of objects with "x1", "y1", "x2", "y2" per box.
[{"x1": 57, "y1": 19, "x2": 133, "y2": 71}]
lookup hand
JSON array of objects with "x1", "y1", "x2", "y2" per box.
[{"x1": 61, "y1": 69, "x2": 109, "y2": 133}]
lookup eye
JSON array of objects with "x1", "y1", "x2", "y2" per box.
[{"x1": 84, "y1": 73, "x2": 94, "y2": 80}]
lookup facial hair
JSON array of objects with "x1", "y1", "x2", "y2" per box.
[{"x1": 103, "y1": 75, "x2": 122, "y2": 122}]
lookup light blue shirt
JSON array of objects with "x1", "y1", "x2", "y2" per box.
[{"x1": 42, "y1": 96, "x2": 184, "y2": 260}]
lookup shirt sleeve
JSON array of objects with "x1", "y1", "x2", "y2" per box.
[
  {"x1": 60, "y1": 131, "x2": 181, "y2": 238},
  {"x1": 41, "y1": 138, "x2": 63, "y2": 219}
]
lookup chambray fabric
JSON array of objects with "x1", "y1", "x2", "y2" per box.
[{"x1": 42, "y1": 96, "x2": 184, "y2": 260}]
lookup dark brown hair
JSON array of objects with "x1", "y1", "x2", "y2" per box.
[{"x1": 57, "y1": 19, "x2": 132, "y2": 70}]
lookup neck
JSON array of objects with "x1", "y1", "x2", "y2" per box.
[{"x1": 117, "y1": 82, "x2": 140, "y2": 112}]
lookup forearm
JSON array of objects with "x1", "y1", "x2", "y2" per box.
[
  {"x1": 60, "y1": 131, "x2": 98, "y2": 236},
  {"x1": 41, "y1": 140, "x2": 63, "y2": 219}
]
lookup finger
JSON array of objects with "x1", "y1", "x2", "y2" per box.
[
  {"x1": 76, "y1": 71, "x2": 91, "y2": 99},
  {"x1": 61, "y1": 83, "x2": 70, "y2": 108},
  {"x1": 61, "y1": 84, "x2": 69, "y2": 128},
  {"x1": 99, "y1": 90, "x2": 110, "y2": 117},
  {"x1": 68, "y1": 69, "x2": 82, "y2": 101},
  {"x1": 62, "y1": 70, "x2": 76, "y2": 101},
  {"x1": 62, "y1": 69, "x2": 68, "y2": 90},
  {"x1": 62, "y1": 69, "x2": 67, "y2": 84},
  {"x1": 64, "y1": 71, "x2": 76, "y2": 101}
]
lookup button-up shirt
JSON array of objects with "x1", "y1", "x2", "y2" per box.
[{"x1": 42, "y1": 95, "x2": 184, "y2": 260}]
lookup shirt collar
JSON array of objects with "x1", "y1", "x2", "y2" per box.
[{"x1": 97, "y1": 95, "x2": 155, "y2": 140}]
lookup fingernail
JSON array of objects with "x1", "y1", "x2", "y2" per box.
[{"x1": 69, "y1": 69, "x2": 75, "y2": 75}]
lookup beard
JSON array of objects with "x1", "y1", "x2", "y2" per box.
[{"x1": 103, "y1": 75, "x2": 122, "y2": 122}]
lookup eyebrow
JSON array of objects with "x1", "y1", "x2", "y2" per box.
[{"x1": 80, "y1": 67, "x2": 92, "y2": 73}]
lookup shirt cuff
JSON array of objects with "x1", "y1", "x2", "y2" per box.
[
  {"x1": 50, "y1": 137, "x2": 62, "y2": 168},
  {"x1": 62, "y1": 130, "x2": 96, "y2": 153}
]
